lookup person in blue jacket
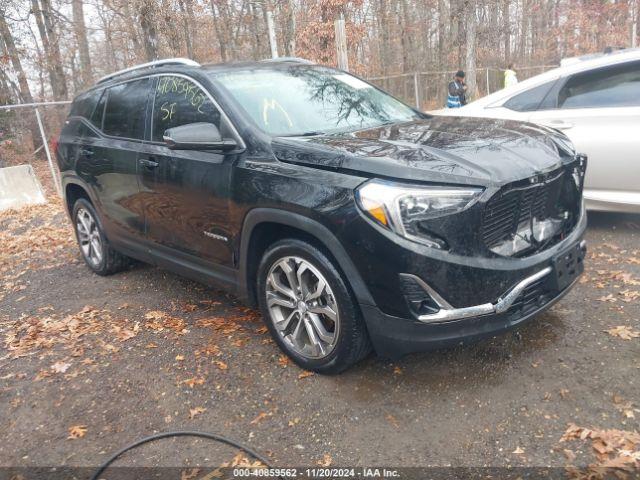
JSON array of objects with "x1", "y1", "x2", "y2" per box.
[{"x1": 447, "y1": 70, "x2": 467, "y2": 108}]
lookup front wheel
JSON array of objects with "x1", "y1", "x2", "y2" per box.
[
  {"x1": 72, "y1": 198, "x2": 130, "y2": 276},
  {"x1": 257, "y1": 239, "x2": 372, "y2": 374}
]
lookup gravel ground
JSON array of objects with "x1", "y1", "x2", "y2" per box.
[{"x1": 0, "y1": 202, "x2": 638, "y2": 479}]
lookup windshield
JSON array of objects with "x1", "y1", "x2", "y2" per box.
[{"x1": 211, "y1": 66, "x2": 419, "y2": 136}]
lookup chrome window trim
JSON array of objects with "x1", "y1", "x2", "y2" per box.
[
  {"x1": 97, "y1": 58, "x2": 200, "y2": 84},
  {"x1": 87, "y1": 72, "x2": 245, "y2": 150}
]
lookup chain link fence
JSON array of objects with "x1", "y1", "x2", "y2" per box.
[
  {"x1": 367, "y1": 65, "x2": 558, "y2": 110},
  {"x1": 0, "y1": 102, "x2": 70, "y2": 198}
]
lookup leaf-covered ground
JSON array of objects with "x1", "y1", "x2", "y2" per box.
[{"x1": 1, "y1": 200, "x2": 639, "y2": 478}]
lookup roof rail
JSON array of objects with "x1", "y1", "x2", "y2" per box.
[
  {"x1": 260, "y1": 57, "x2": 314, "y2": 64},
  {"x1": 97, "y1": 58, "x2": 200, "y2": 84},
  {"x1": 560, "y1": 47, "x2": 640, "y2": 67}
]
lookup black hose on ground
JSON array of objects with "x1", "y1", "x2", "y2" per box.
[{"x1": 90, "y1": 430, "x2": 283, "y2": 480}]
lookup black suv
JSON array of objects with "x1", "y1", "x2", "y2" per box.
[{"x1": 56, "y1": 58, "x2": 587, "y2": 373}]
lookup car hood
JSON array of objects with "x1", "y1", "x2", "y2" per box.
[{"x1": 271, "y1": 115, "x2": 574, "y2": 187}]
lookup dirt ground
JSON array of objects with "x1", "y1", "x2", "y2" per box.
[{"x1": 1, "y1": 196, "x2": 639, "y2": 479}]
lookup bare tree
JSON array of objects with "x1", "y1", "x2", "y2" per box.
[
  {"x1": 465, "y1": 0, "x2": 478, "y2": 98},
  {"x1": 0, "y1": 8, "x2": 40, "y2": 146},
  {"x1": 177, "y1": 0, "x2": 195, "y2": 59},
  {"x1": 137, "y1": 0, "x2": 159, "y2": 61},
  {"x1": 71, "y1": 0, "x2": 92, "y2": 87},
  {"x1": 31, "y1": 0, "x2": 68, "y2": 100}
]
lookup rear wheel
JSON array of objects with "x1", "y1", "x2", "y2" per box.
[
  {"x1": 72, "y1": 198, "x2": 130, "y2": 275},
  {"x1": 257, "y1": 239, "x2": 372, "y2": 374}
]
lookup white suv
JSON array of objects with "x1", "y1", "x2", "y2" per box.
[{"x1": 437, "y1": 48, "x2": 640, "y2": 213}]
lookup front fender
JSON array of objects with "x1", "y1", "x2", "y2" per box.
[{"x1": 237, "y1": 208, "x2": 376, "y2": 308}]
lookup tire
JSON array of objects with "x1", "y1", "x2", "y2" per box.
[
  {"x1": 72, "y1": 198, "x2": 130, "y2": 276},
  {"x1": 257, "y1": 238, "x2": 372, "y2": 374}
]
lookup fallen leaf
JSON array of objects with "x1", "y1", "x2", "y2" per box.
[
  {"x1": 512, "y1": 446, "x2": 525, "y2": 454},
  {"x1": 51, "y1": 361, "x2": 71, "y2": 374},
  {"x1": 175, "y1": 355, "x2": 185, "y2": 361},
  {"x1": 386, "y1": 414, "x2": 400, "y2": 428},
  {"x1": 180, "y1": 468, "x2": 201, "y2": 480},
  {"x1": 563, "y1": 449, "x2": 576, "y2": 462},
  {"x1": 393, "y1": 366, "x2": 403, "y2": 375},
  {"x1": 67, "y1": 425, "x2": 87, "y2": 439},
  {"x1": 316, "y1": 454, "x2": 332, "y2": 467},
  {"x1": 597, "y1": 294, "x2": 616, "y2": 303},
  {"x1": 278, "y1": 355, "x2": 290, "y2": 367},
  {"x1": 298, "y1": 371, "x2": 314, "y2": 379},
  {"x1": 182, "y1": 377, "x2": 205, "y2": 388},
  {"x1": 114, "y1": 323, "x2": 138, "y2": 341},
  {"x1": 605, "y1": 326, "x2": 640, "y2": 340},
  {"x1": 213, "y1": 360, "x2": 228, "y2": 370},
  {"x1": 189, "y1": 407, "x2": 206, "y2": 419},
  {"x1": 250, "y1": 412, "x2": 270, "y2": 424}
]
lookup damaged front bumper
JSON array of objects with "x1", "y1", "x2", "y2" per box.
[
  {"x1": 361, "y1": 238, "x2": 587, "y2": 359},
  {"x1": 406, "y1": 238, "x2": 586, "y2": 324}
]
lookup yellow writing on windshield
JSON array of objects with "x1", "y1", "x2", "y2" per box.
[{"x1": 262, "y1": 99, "x2": 293, "y2": 128}]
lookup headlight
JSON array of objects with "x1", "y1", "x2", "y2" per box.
[{"x1": 356, "y1": 179, "x2": 483, "y2": 248}]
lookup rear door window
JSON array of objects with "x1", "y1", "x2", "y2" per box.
[
  {"x1": 70, "y1": 89, "x2": 102, "y2": 119},
  {"x1": 503, "y1": 81, "x2": 556, "y2": 112},
  {"x1": 151, "y1": 76, "x2": 223, "y2": 142},
  {"x1": 103, "y1": 78, "x2": 150, "y2": 139},
  {"x1": 559, "y1": 61, "x2": 640, "y2": 109}
]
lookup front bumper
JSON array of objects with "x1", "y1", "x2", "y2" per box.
[{"x1": 361, "y1": 239, "x2": 586, "y2": 358}]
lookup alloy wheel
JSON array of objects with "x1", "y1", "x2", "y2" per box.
[
  {"x1": 265, "y1": 256, "x2": 340, "y2": 359},
  {"x1": 76, "y1": 208, "x2": 103, "y2": 267}
]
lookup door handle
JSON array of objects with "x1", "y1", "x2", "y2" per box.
[
  {"x1": 139, "y1": 157, "x2": 159, "y2": 169},
  {"x1": 80, "y1": 148, "x2": 94, "y2": 157}
]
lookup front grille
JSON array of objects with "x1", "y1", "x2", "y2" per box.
[{"x1": 481, "y1": 167, "x2": 577, "y2": 256}]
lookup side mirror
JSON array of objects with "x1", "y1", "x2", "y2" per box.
[{"x1": 163, "y1": 122, "x2": 237, "y2": 151}]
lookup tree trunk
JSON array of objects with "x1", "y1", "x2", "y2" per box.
[
  {"x1": 138, "y1": 0, "x2": 159, "y2": 61},
  {"x1": 437, "y1": 0, "x2": 446, "y2": 68},
  {"x1": 210, "y1": 0, "x2": 228, "y2": 62},
  {"x1": 178, "y1": 0, "x2": 194, "y2": 58},
  {"x1": 72, "y1": 0, "x2": 92, "y2": 88},
  {"x1": 0, "y1": 11, "x2": 40, "y2": 149},
  {"x1": 40, "y1": 0, "x2": 68, "y2": 99},
  {"x1": 503, "y1": 0, "x2": 510, "y2": 63},
  {"x1": 378, "y1": 0, "x2": 391, "y2": 74},
  {"x1": 465, "y1": 0, "x2": 478, "y2": 98},
  {"x1": 161, "y1": 0, "x2": 182, "y2": 55},
  {"x1": 283, "y1": 0, "x2": 296, "y2": 56},
  {"x1": 31, "y1": 0, "x2": 68, "y2": 100}
]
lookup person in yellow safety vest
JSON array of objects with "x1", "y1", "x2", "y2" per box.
[{"x1": 504, "y1": 64, "x2": 518, "y2": 88}]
